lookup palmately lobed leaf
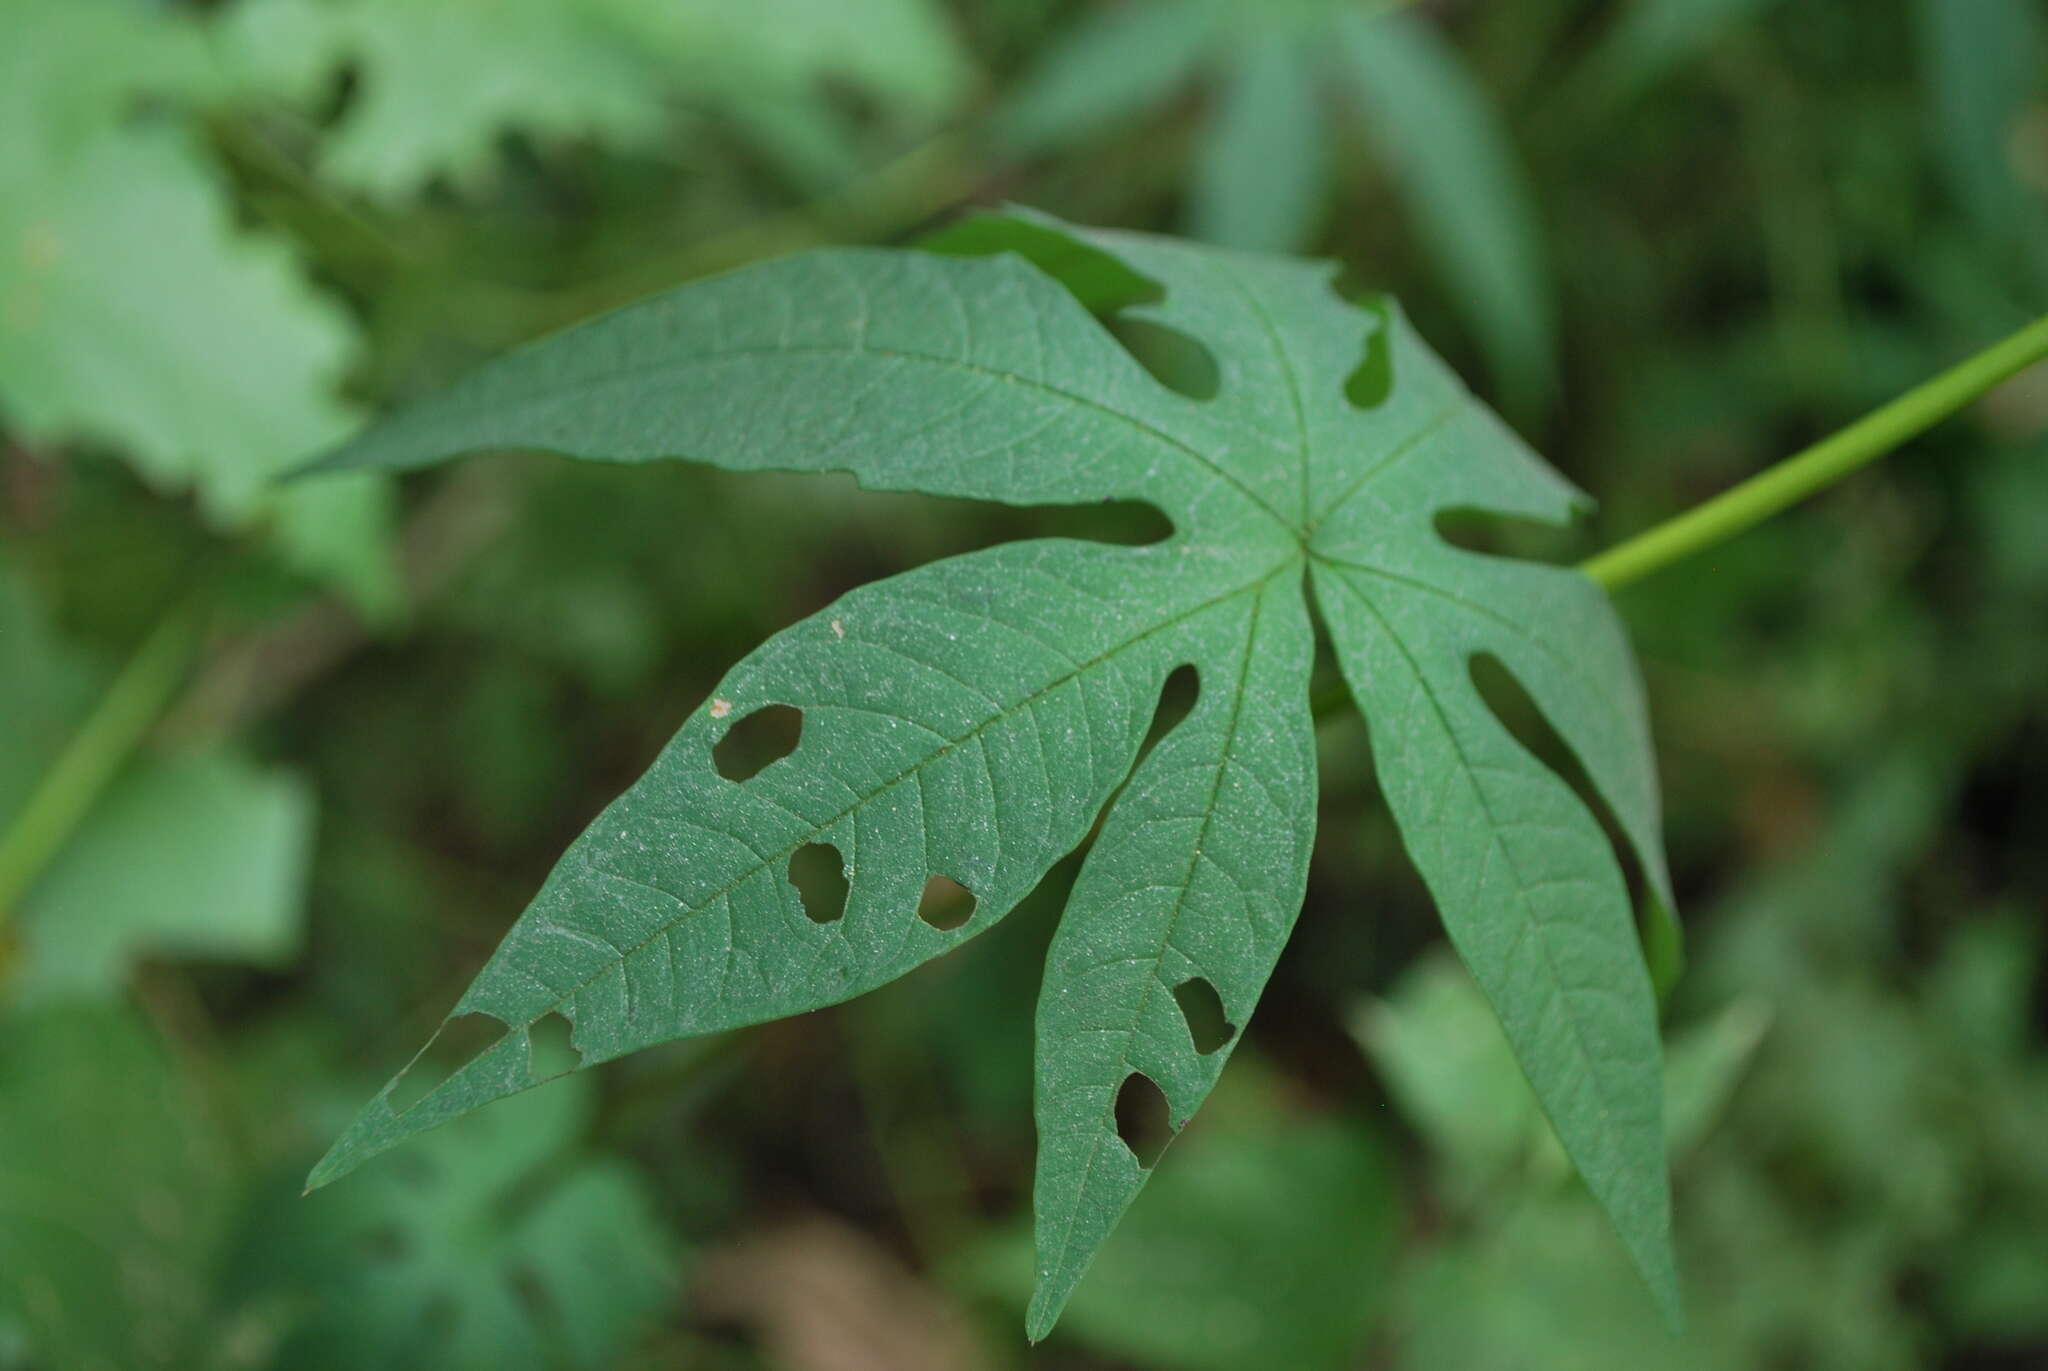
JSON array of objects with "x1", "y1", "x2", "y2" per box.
[
  {"x1": 999, "y1": 0, "x2": 1556, "y2": 401},
  {"x1": 304, "y1": 208, "x2": 1679, "y2": 1332}
]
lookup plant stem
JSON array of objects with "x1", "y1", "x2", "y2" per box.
[
  {"x1": 1581, "y1": 311, "x2": 2048, "y2": 591},
  {"x1": 0, "y1": 601, "x2": 205, "y2": 928}
]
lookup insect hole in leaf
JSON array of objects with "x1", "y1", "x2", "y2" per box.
[{"x1": 1114, "y1": 1072, "x2": 1175, "y2": 1168}]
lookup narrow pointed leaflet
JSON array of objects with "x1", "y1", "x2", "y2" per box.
[{"x1": 304, "y1": 209, "x2": 1679, "y2": 1331}]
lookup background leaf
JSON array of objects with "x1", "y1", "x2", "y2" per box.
[
  {"x1": 0, "y1": 564, "x2": 95, "y2": 830},
  {"x1": 314, "y1": 0, "x2": 676, "y2": 202},
  {"x1": 1000, "y1": 0, "x2": 1559, "y2": 410},
  {"x1": 997, "y1": 0, "x2": 1221, "y2": 153},
  {"x1": 0, "y1": 1, "x2": 396, "y2": 611},
  {"x1": 1578, "y1": 0, "x2": 1789, "y2": 107},
  {"x1": 287, "y1": 0, "x2": 971, "y2": 200},
  {"x1": 1333, "y1": 12, "x2": 1555, "y2": 407},
  {"x1": 0, "y1": 1007, "x2": 230, "y2": 1371},
  {"x1": 12, "y1": 750, "x2": 314, "y2": 1003},
  {"x1": 236, "y1": 1074, "x2": 675, "y2": 1371},
  {"x1": 1186, "y1": 29, "x2": 1328, "y2": 252},
  {"x1": 1915, "y1": 0, "x2": 2048, "y2": 260}
]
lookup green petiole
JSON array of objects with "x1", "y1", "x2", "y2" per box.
[{"x1": 1582, "y1": 312, "x2": 2048, "y2": 591}]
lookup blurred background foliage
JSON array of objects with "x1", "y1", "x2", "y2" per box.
[{"x1": 2, "y1": 0, "x2": 2046, "y2": 1367}]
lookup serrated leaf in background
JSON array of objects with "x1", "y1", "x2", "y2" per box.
[
  {"x1": 660, "y1": 0, "x2": 973, "y2": 121},
  {"x1": 0, "y1": 0, "x2": 398, "y2": 613},
  {"x1": 0, "y1": 0, "x2": 215, "y2": 149},
  {"x1": 299, "y1": 208, "x2": 1676, "y2": 1333},
  {"x1": 209, "y1": 0, "x2": 352, "y2": 106},
  {"x1": 651, "y1": 0, "x2": 975, "y2": 190},
  {"x1": 290, "y1": 0, "x2": 972, "y2": 200},
  {"x1": 314, "y1": 0, "x2": 676, "y2": 202},
  {"x1": 1, "y1": 128, "x2": 355, "y2": 518}
]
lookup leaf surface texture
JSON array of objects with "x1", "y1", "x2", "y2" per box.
[{"x1": 308, "y1": 210, "x2": 1678, "y2": 1329}]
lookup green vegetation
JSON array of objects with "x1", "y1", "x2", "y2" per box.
[{"x1": 3, "y1": 1, "x2": 2046, "y2": 1368}]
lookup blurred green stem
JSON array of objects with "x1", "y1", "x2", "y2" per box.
[
  {"x1": 1582, "y1": 311, "x2": 2048, "y2": 591},
  {"x1": 0, "y1": 602, "x2": 204, "y2": 928}
]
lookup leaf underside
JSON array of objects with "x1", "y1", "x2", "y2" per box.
[{"x1": 304, "y1": 208, "x2": 1680, "y2": 1332}]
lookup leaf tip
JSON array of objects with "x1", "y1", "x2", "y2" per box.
[
  {"x1": 1619, "y1": 1206, "x2": 1685, "y2": 1335},
  {"x1": 301, "y1": 1092, "x2": 402, "y2": 1193},
  {"x1": 1022, "y1": 1287, "x2": 1064, "y2": 1345},
  {"x1": 278, "y1": 434, "x2": 365, "y2": 486},
  {"x1": 1650, "y1": 1258, "x2": 1686, "y2": 1336}
]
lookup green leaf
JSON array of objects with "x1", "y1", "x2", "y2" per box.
[
  {"x1": 1396, "y1": 1192, "x2": 1707, "y2": 1371},
  {"x1": 1187, "y1": 29, "x2": 1329, "y2": 252},
  {"x1": 1001, "y1": 1, "x2": 1556, "y2": 399},
  {"x1": 0, "y1": 562, "x2": 317, "y2": 1002},
  {"x1": 0, "y1": 0, "x2": 214, "y2": 148},
  {"x1": 1026, "y1": 550, "x2": 1316, "y2": 1338},
  {"x1": 0, "y1": 2, "x2": 398, "y2": 612},
  {"x1": 659, "y1": 0, "x2": 973, "y2": 122},
  {"x1": 0, "y1": 1006, "x2": 230, "y2": 1371},
  {"x1": 1357, "y1": 950, "x2": 1766, "y2": 1185},
  {"x1": 296, "y1": 0, "x2": 971, "y2": 199},
  {"x1": 302, "y1": 208, "x2": 1675, "y2": 1332},
  {"x1": 1914, "y1": 0, "x2": 2048, "y2": 241},
  {"x1": 209, "y1": 0, "x2": 353, "y2": 106},
  {"x1": 1351, "y1": 952, "x2": 1536, "y2": 1193},
  {"x1": 0, "y1": 126, "x2": 356, "y2": 515},
  {"x1": 1310, "y1": 295, "x2": 1673, "y2": 1316},
  {"x1": 1578, "y1": 0, "x2": 1789, "y2": 107},
  {"x1": 643, "y1": 0, "x2": 972, "y2": 190},
  {"x1": 315, "y1": 0, "x2": 674, "y2": 201},
  {"x1": 1332, "y1": 10, "x2": 1555, "y2": 406},
  {"x1": 998, "y1": 0, "x2": 1223, "y2": 153},
  {"x1": 11, "y1": 750, "x2": 315, "y2": 1004},
  {"x1": 1659, "y1": 996, "x2": 1770, "y2": 1158},
  {"x1": 976, "y1": 1066, "x2": 1397, "y2": 1371},
  {"x1": 247, "y1": 1074, "x2": 675, "y2": 1371},
  {"x1": 0, "y1": 567, "x2": 95, "y2": 830}
]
